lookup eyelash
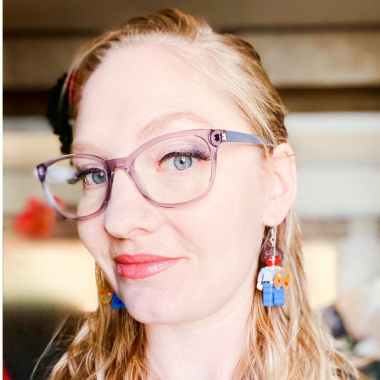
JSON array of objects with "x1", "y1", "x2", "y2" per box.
[
  {"x1": 157, "y1": 149, "x2": 211, "y2": 165},
  {"x1": 67, "y1": 167, "x2": 107, "y2": 185}
]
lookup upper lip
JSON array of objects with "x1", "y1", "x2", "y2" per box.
[{"x1": 114, "y1": 253, "x2": 181, "y2": 264}]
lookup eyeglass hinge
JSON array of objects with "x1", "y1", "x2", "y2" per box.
[
  {"x1": 220, "y1": 131, "x2": 227, "y2": 142},
  {"x1": 211, "y1": 131, "x2": 227, "y2": 146},
  {"x1": 35, "y1": 164, "x2": 46, "y2": 180}
]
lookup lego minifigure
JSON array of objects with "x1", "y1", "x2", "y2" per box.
[{"x1": 257, "y1": 248, "x2": 286, "y2": 306}]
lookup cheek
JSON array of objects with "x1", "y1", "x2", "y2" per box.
[
  {"x1": 77, "y1": 217, "x2": 107, "y2": 264},
  {"x1": 77, "y1": 217, "x2": 121, "y2": 291},
  {"x1": 207, "y1": 151, "x2": 264, "y2": 277},
  {"x1": 209, "y1": 147, "x2": 264, "y2": 244},
  {"x1": 171, "y1": 149, "x2": 264, "y2": 292}
]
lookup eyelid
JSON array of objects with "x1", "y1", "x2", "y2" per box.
[{"x1": 77, "y1": 167, "x2": 106, "y2": 173}]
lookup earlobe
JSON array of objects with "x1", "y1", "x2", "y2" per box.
[{"x1": 262, "y1": 143, "x2": 297, "y2": 227}]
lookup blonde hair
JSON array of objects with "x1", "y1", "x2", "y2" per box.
[{"x1": 46, "y1": 9, "x2": 365, "y2": 380}]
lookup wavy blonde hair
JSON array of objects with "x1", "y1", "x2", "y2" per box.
[{"x1": 45, "y1": 9, "x2": 366, "y2": 380}]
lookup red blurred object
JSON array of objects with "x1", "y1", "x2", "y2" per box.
[
  {"x1": 13, "y1": 197, "x2": 57, "y2": 238},
  {"x1": 3, "y1": 361, "x2": 11, "y2": 380}
]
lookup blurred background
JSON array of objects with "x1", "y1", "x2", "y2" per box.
[{"x1": 3, "y1": 0, "x2": 380, "y2": 379}]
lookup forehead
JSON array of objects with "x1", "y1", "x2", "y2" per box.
[{"x1": 74, "y1": 44, "x2": 250, "y2": 157}]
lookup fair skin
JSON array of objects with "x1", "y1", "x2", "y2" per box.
[{"x1": 73, "y1": 45, "x2": 297, "y2": 380}]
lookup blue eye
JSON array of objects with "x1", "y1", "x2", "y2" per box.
[
  {"x1": 88, "y1": 170, "x2": 107, "y2": 185},
  {"x1": 67, "y1": 168, "x2": 107, "y2": 186},
  {"x1": 158, "y1": 150, "x2": 210, "y2": 172},
  {"x1": 173, "y1": 155, "x2": 193, "y2": 170}
]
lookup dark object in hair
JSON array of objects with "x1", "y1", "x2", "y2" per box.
[
  {"x1": 46, "y1": 73, "x2": 73, "y2": 155},
  {"x1": 321, "y1": 305, "x2": 348, "y2": 339}
]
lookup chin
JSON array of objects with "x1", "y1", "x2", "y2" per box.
[
  {"x1": 119, "y1": 286, "x2": 195, "y2": 325},
  {"x1": 125, "y1": 299, "x2": 184, "y2": 324}
]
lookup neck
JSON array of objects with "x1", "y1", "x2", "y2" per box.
[{"x1": 145, "y1": 280, "x2": 253, "y2": 380}]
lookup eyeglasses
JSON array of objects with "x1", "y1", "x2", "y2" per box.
[{"x1": 35, "y1": 128, "x2": 274, "y2": 221}]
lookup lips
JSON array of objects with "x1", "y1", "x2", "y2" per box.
[{"x1": 115, "y1": 253, "x2": 185, "y2": 279}]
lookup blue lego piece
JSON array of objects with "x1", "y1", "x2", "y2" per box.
[
  {"x1": 111, "y1": 292, "x2": 126, "y2": 309},
  {"x1": 262, "y1": 282, "x2": 284, "y2": 307}
]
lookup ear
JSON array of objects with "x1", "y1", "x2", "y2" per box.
[{"x1": 262, "y1": 143, "x2": 297, "y2": 227}]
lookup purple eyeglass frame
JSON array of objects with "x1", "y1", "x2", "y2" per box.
[{"x1": 35, "y1": 128, "x2": 274, "y2": 221}]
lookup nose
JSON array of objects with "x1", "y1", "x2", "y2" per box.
[{"x1": 104, "y1": 167, "x2": 156, "y2": 239}]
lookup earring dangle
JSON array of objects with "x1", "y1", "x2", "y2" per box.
[
  {"x1": 256, "y1": 226, "x2": 292, "y2": 307},
  {"x1": 96, "y1": 263, "x2": 126, "y2": 309},
  {"x1": 110, "y1": 291, "x2": 126, "y2": 309},
  {"x1": 96, "y1": 263, "x2": 113, "y2": 304}
]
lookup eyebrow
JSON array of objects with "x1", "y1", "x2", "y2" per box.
[
  {"x1": 71, "y1": 110, "x2": 213, "y2": 155},
  {"x1": 71, "y1": 141, "x2": 104, "y2": 155},
  {"x1": 136, "y1": 110, "x2": 213, "y2": 143}
]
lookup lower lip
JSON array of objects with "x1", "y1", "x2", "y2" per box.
[{"x1": 116, "y1": 258, "x2": 184, "y2": 279}]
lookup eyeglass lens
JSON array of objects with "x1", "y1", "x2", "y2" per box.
[{"x1": 44, "y1": 135, "x2": 212, "y2": 218}]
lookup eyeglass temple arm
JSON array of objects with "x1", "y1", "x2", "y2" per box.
[{"x1": 225, "y1": 130, "x2": 274, "y2": 147}]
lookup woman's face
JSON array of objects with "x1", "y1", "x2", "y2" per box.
[{"x1": 74, "y1": 45, "x2": 271, "y2": 325}]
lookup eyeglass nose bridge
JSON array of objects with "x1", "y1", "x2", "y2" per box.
[
  {"x1": 107, "y1": 155, "x2": 135, "y2": 173},
  {"x1": 112, "y1": 164, "x2": 130, "y2": 173},
  {"x1": 105, "y1": 158, "x2": 150, "y2": 205}
]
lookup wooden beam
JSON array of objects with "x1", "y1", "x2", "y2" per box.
[{"x1": 4, "y1": 87, "x2": 380, "y2": 116}]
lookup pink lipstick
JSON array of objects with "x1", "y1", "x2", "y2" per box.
[{"x1": 115, "y1": 253, "x2": 185, "y2": 279}]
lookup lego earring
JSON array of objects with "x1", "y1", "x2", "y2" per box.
[
  {"x1": 110, "y1": 292, "x2": 126, "y2": 309},
  {"x1": 96, "y1": 263, "x2": 126, "y2": 309},
  {"x1": 256, "y1": 226, "x2": 292, "y2": 307}
]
